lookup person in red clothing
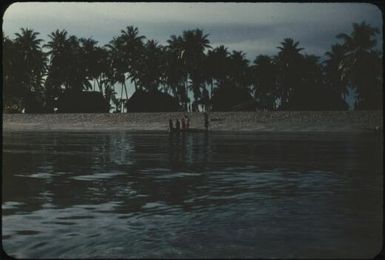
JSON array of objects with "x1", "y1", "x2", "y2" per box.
[{"x1": 184, "y1": 115, "x2": 190, "y2": 129}]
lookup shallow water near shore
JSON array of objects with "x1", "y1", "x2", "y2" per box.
[{"x1": 2, "y1": 131, "x2": 383, "y2": 258}]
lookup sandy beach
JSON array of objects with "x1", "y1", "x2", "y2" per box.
[{"x1": 2, "y1": 111, "x2": 383, "y2": 133}]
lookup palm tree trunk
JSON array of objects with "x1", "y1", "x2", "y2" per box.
[
  {"x1": 120, "y1": 83, "x2": 124, "y2": 104},
  {"x1": 185, "y1": 76, "x2": 189, "y2": 111},
  {"x1": 123, "y1": 82, "x2": 128, "y2": 99}
]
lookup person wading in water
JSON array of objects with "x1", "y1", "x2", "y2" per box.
[
  {"x1": 204, "y1": 112, "x2": 209, "y2": 131},
  {"x1": 184, "y1": 115, "x2": 190, "y2": 129},
  {"x1": 175, "y1": 119, "x2": 181, "y2": 132},
  {"x1": 169, "y1": 119, "x2": 174, "y2": 132},
  {"x1": 181, "y1": 116, "x2": 186, "y2": 131}
]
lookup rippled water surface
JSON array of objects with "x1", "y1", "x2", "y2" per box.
[{"x1": 2, "y1": 131, "x2": 383, "y2": 258}]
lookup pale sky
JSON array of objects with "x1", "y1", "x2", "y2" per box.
[{"x1": 3, "y1": 2, "x2": 383, "y2": 60}]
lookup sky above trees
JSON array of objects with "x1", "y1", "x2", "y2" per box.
[{"x1": 3, "y1": 2, "x2": 383, "y2": 60}]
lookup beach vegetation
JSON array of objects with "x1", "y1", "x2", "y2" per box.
[
  {"x1": 2, "y1": 22, "x2": 382, "y2": 113},
  {"x1": 335, "y1": 22, "x2": 382, "y2": 110}
]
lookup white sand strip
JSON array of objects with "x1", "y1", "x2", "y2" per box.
[{"x1": 2, "y1": 111, "x2": 383, "y2": 133}]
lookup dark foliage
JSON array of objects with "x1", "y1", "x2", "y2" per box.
[
  {"x1": 125, "y1": 89, "x2": 182, "y2": 112},
  {"x1": 288, "y1": 86, "x2": 348, "y2": 110},
  {"x1": 56, "y1": 91, "x2": 109, "y2": 113},
  {"x1": 3, "y1": 22, "x2": 382, "y2": 113},
  {"x1": 251, "y1": 55, "x2": 278, "y2": 110},
  {"x1": 24, "y1": 92, "x2": 46, "y2": 113},
  {"x1": 211, "y1": 85, "x2": 256, "y2": 111},
  {"x1": 336, "y1": 22, "x2": 382, "y2": 110}
]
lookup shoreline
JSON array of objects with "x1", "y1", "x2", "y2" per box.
[{"x1": 3, "y1": 111, "x2": 383, "y2": 133}]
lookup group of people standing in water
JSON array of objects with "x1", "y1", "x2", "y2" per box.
[
  {"x1": 169, "y1": 115, "x2": 190, "y2": 132},
  {"x1": 169, "y1": 113, "x2": 209, "y2": 132}
]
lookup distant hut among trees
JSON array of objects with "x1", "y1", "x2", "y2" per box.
[
  {"x1": 125, "y1": 89, "x2": 181, "y2": 112},
  {"x1": 56, "y1": 90, "x2": 109, "y2": 113},
  {"x1": 211, "y1": 84, "x2": 257, "y2": 111}
]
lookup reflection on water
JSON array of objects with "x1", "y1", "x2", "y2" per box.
[{"x1": 2, "y1": 131, "x2": 383, "y2": 258}]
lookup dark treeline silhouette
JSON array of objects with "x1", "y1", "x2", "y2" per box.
[{"x1": 3, "y1": 22, "x2": 382, "y2": 113}]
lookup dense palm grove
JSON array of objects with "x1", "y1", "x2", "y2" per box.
[{"x1": 3, "y1": 22, "x2": 382, "y2": 113}]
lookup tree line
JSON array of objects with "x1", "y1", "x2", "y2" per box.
[{"x1": 3, "y1": 21, "x2": 382, "y2": 113}]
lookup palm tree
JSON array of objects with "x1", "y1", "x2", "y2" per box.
[
  {"x1": 77, "y1": 38, "x2": 116, "y2": 111},
  {"x1": 90, "y1": 46, "x2": 111, "y2": 94},
  {"x1": 336, "y1": 22, "x2": 382, "y2": 109},
  {"x1": 337, "y1": 22, "x2": 379, "y2": 53},
  {"x1": 118, "y1": 26, "x2": 146, "y2": 91},
  {"x1": 3, "y1": 35, "x2": 25, "y2": 112},
  {"x1": 227, "y1": 50, "x2": 251, "y2": 89},
  {"x1": 291, "y1": 54, "x2": 323, "y2": 109},
  {"x1": 11, "y1": 28, "x2": 47, "y2": 112},
  {"x1": 251, "y1": 55, "x2": 278, "y2": 110},
  {"x1": 182, "y1": 29, "x2": 211, "y2": 103},
  {"x1": 277, "y1": 38, "x2": 304, "y2": 60},
  {"x1": 79, "y1": 38, "x2": 99, "y2": 90},
  {"x1": 44, "y1": 29, "x2": 69, "y2": 111},
  {"x1": 135, "y1": 40, "x2": 165, "y2": 93},
  {"x1": 276, "y1": 38, "x2": 304, "y2": 110},
  {"x1": 206, "y1": 45, "x2": 230, "y2": 95},
  {"x1": 45, "y1": 31, "x2": 102, "y2": 111},
  {"x1": 166, "y1": 35, "x2": 188, "y2": 109},
  {"x1": 45, "y1": 29, "x2": 69, "y2": 82},
  {"x1": 107, "y1": 26, "x2": 146, "y2": 112},
  {"x1": 106, "y1": 36, "x2": 129, "y2": 111},
  {"x1": 168, "y1": 29, "x2": 211, "y2": 106},
  {"x1": 324, "y1": 44, "x2": 349, "y2": 100},
  {"x1": 66, "y1": 35, "x2": 91, "y2": 92},
  {"x1": 105, "y1": 37, "x2": 127, "y2": 99}
]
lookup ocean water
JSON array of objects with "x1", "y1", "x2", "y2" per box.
[{"x1": 2, "y1": 131, "x2": 383, "y2": 258}]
